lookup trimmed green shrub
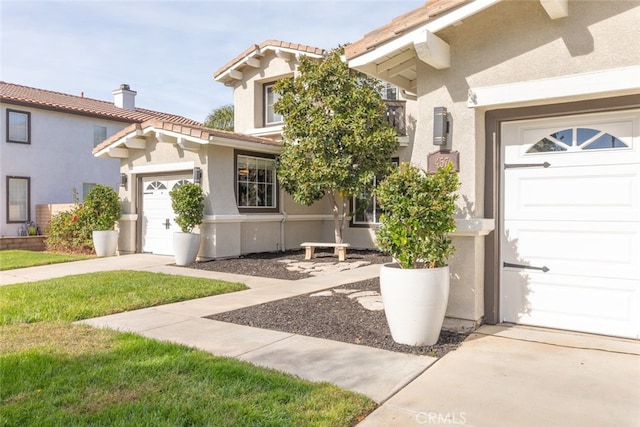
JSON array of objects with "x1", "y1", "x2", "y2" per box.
[
  {"x1": 84, "y1": 184, "x2": 122, "y2": 231},
  {"x1": 170, "y1": 183, "x2": 205, "y2": 233},
  {"x1": 375, "y1": 162, "x2": 460, "y2": 269}
]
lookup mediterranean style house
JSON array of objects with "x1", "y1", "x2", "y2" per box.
[
  {"x1": 95, "y1": 0, "x2": 639, "y2": 338},
  {"x1": 0, "y1": 82, "x2": 200, "y2": 237},
  {"x1": 94, "y1": 40, "x2": 416, "y2": 260}
]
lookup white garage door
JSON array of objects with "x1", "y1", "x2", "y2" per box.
[
  {"x1": 501, "y1": 110, "x2": 640, "y2": 339},
  {"x1": 141, "y1": 175, "x2": 192, "y2": 255}
]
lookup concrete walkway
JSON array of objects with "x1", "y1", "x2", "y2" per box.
[{"x1": 3, "y1": 254, "x2": 639, "y2": 425}]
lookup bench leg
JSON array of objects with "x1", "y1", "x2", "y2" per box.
[
  {"x1": 305, "y1": 246, "x2": 315, "y2": 260},
  {"x1": 337, "y1": 247, "x2": 346, "y2": 262}
]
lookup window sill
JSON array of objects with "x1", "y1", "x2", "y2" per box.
[{"x1": 245, "y1": 124, "x2": 284, "y2": 138}]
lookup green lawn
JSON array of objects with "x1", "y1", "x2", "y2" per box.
[
  {"x1": 0, "y1": 272, "x2": 375, "y2": 425},
  {"x1": 0, "y1": 250, "x2": 92, "y2": 271},
  {"x1": 0, "y1": 271, "x2": 247, "y2": 325}
]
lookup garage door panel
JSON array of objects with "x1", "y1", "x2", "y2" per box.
[
  {"x1": 504, "y1": 221, "x2": 639, "y2": 279},
  {"x1": 501, "y1": 110, "x2": 640, "y2": 339},
  {"x1": 502, "y1": 271, "x2": 639, "y2": 339},
  {"x1": 505, "y1": 164, "x2": 638, "y2": 221},
  {"x1": 142, "y1": 175, "x2": 191, "y2": 255}
]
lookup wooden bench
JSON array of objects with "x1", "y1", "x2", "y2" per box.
[{"x1": 300, "y1": 242, "x2": 351, "y2": 262}]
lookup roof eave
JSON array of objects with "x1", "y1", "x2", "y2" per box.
[
  {"x1": 347, "y1": 0, "x2": 502, "y2": 89},
  {"x1": 94, "y1": 121, "x2": 280, "y2": 159}
]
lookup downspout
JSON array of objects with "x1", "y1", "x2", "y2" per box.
[{"x1": 280, "y1": 187, "x2": 287, "y2": 252}]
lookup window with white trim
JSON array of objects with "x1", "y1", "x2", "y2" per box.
[
  {"x1": 264, "y1": 83, "x2": 283, "y2": 126},
  {"x1": 352, "y1": 159, "x2": 399, "y2": 226},
  {"x1": 6, "y1": 176, "x2": 30, "y2": 223},
  {"x1": 7, "y1": 109, "x2": 30, "y2": 144},
  {"x1": 236, "y1": 153, "x2": 277, "y2": 211}
]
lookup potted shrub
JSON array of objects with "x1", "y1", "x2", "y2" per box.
[
  {"x1": 84, "y1": 184, "x2": 122, "y2": 257},
  {"x1": 170, "y1": 182, "x2": 205, "y2": 265},
  {"x1": 375, "y1": 161, "x2": 460, "y2": 346}
]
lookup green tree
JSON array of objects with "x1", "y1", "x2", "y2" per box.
[
  {"x1": 274, "y1": 46, "x2": 398, "y2": 243},
  {"x1": 204, "y1": 104, "x2": 234, "y2": 131}
]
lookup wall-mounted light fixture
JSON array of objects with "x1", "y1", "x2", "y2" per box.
[
  {"x1": 433, "y1": 106, "x2": 451, "y2": 149},
  {"x1": 193, "y1": 167, "x2": 202, "y2": 185},
  {"x1": 120, "y1": 173, "x2": 127, "y2": 187}
]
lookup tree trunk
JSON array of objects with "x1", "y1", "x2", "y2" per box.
[{"x1": 327, "y1": 191, "x2": 343, "y2": 244}]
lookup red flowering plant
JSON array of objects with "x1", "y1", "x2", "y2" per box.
[{"x1": 45, "y1": 189, "x2": 93, "y2": 253}]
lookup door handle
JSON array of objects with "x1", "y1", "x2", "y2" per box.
[
  {"x1": 503, "y1": 262, "x2": 549, "y2": 273},
  {"x1": 163, "y1": 219, "x2": 171, "y2": 230},
  {"x1": 504, "y1": 162, "x2": 550, "y2": 169}
]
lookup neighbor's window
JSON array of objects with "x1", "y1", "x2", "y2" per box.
[
  {"x1": 7, "y1": 109, "x2": 31, "y2": 144},
  {"x1": 352, "y1": 159, "x2": 398, "y2": 226},
  {"x1": 236, "y1": 153, "x2": 277, "y2": 211},
  {"x1": 6, "y1": 176, "x2": 30, "y2": 222},
  {"x1": 93, "y1": 125, "x2": 107, "y2": 148},
  {"x1": 82, "y1": 183, "x2": 97, "y2": 200},
  {"x1": 264, "y1": 83, "x2": 283, "y2": 126}
]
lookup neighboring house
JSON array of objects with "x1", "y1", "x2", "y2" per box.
[
  {"x1": 95, "y1": 40, "x2": 417, "y2": 262},
  {"x1": 0, "y1": 82, "x2": 200, "y2": 237},
  {"x1": 345, "y1": 0, "x2": 640, "y2": 339}
]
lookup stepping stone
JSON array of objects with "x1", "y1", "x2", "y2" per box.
[
  {"x1": 347, "y1": 290, "x2": 379, "y2": 299},
  {"x1": 358, "y1": 295, "x2": 384, "y2": 311},
  {"x1": 349, "y1": 261, "x2": 371, "y2": 268},
  {"x1": 310, "y1": 291, "x2": 333, "y2": 297},
  {"x1": 333, "y1": 288, "x2": 360, "y2": 294}
]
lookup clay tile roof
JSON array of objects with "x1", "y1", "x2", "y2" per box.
[
  {"x1": 213, "y1": 39, "x2": 325, "y2": 80},
  {"x1": 93, "y1": 118, "x2": 280, "y2": 155},
  {"x1": 0, "y1": 81, "x2": 202, "y2": 126},
  {"x1": 345, "y1": 0, "x2": 468, "y2": 60}
]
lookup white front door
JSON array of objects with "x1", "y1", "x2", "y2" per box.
[
  {"x1": 500, "y1": 110, "x2": 640, "y2": 338},
  {"x1": 141, "y1": 175, "x2": 192, "y2": 255}
]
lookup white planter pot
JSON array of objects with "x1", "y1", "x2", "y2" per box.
[
  {"x1": 380, "y1": 263, "x2": 450, "y2": 346},
  {"x1": 92, "y1": 230, "x2": 118, "y2": 257},
  {"x1": 173, "y1": 232, "x2": 201, "y2": 266}
]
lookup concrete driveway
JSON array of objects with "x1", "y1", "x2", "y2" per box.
[{"x1": 359, "y1": 324, "x2": 640, "y2": 426}]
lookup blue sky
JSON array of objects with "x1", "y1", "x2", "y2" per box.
[{"x1": 1, "y1": 0, "x2": 424, "y2": 123}]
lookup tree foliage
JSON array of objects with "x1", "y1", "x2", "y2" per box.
[
  {"x1": 274, "y1": 46, "x2": 398, "y2": 243},
  {"x1": 204, "y1": 104, "x2": 234, "y2": 131}
]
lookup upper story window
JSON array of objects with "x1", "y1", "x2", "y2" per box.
[
  {"x1": 264, "y1": 83, "x2": 283, "y2": 126},
  {"x1": 236, "y1": 152, "x2": 277, "y2": 212},
  {"x1": 6, "y1": 109, "x2": 31, "y2": 144},
  {"x1": 6, "y1": 176, "x2": 30, "y2": 223},
  {"x1": 93, "y1": 125, "x2": 107, "y2": 148},
  {"x1": 379, "y1": 82, "x2": 398, "y2": 101}
]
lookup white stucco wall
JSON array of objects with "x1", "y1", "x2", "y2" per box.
[{"x1": 0, "y1": 104, "x2": 124, "y2": 236}]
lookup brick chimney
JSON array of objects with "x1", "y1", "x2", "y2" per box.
[{"x1": 112, "y1": 84, "x2": 137, "y2": 110}]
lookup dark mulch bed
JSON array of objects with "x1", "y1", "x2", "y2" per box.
[
  {"x1": 185, "y1": 248, "x2": 392, "y2": 280},
  {"x1": 186, "y1": 249, "x2": 469, "y2": 356}
]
